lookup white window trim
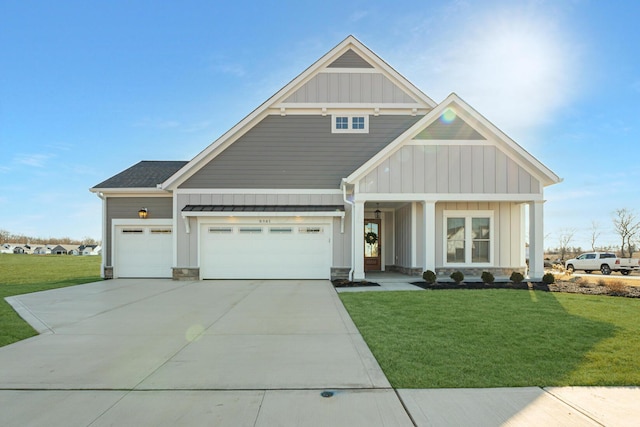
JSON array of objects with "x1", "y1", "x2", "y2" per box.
[
  {"x1": 443, "y1": 210, "x2": 494, "y2": 267},
  {"x1": 332, "y1": 114, "x2": 369, "y2": 133}
]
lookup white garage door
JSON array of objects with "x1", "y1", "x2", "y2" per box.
[
  {"x1": 114, "y1": 225, "x2": 173, "y2": 278},
  {"x1": 200, "y1": 221, "x2": 331, "y2": 279}
]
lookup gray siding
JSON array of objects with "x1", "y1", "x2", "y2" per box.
[
  {"x1": 414, "y1": 116, "x2": 485, "y2": 140},
  {"x1": 394, "y1": 204, "x2": 412, "y2": 268},
  {"x1": 327, "y1": 49, "x2": 373, "y2": 68},
  {"x1": 105, "y1": 196, "x2": 172, "y2": 265},
  {"x1": 180, "y1": 115, "x2": 422, "y2": 189},
  {"x1": 359, "y1": 145, "x2": 541, "y2": 194},
  {"x1": 175, "y1": 192, "x2": 345, "y2": 267},
  {"x1": 284, "y1": 73, "x2": 417, "y2": 104}
]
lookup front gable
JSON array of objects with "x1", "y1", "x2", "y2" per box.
[
  {"x1": 161, "y1": 36, "x2": 436, "y2": 191},
  {"x1": 346, "y1": 93, "x2": 561, "y2": 195}
]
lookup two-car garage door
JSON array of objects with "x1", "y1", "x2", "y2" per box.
[{"x1": 199, "y1": 221, "x2": 332, "y2": 279}]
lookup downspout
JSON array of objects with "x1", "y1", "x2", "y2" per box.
[
  {"x1": 95, "y1": 191, "x2": 106, "y2": 278},
  {"x1": 342, "y1": 178, "x2": 355, "y2": 281}
]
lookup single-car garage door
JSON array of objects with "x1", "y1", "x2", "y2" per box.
[
  {"x1": 200, "y1": 221, "x2": 331, "y2": 279},
  {"x1": 114, "y1": 225, "x2": 173, "y2": 278}
]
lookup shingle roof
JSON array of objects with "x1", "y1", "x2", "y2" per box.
[{"x1": 92, "y1": 161, "x2": 188, "y2": 189}]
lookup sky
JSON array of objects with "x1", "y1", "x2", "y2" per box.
[{"x1": 1, "y1": 0, "x2": 638, "y2": 250}]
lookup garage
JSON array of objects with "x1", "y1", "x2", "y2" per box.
[
  {"x1": 199, "y1": 220, "x2": 332, "y2": 279},
  {"x1": 114, "y1": 224, "x2": 173, "y2": 278}
]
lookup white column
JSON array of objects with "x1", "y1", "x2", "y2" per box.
[
  {"x1": 353, "y1": 201, "x2": 365, "y2": 280},
  {"x1": 528, "y1": 200, "x2": 545, "y2": 279},
  {"x1": 423, "y1": 201, "x2": 436, "y2": 272},
  {"x1": 410, "y1": 202, "x2": 417, "y2": 268}
]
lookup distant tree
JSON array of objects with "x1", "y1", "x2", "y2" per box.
[
  {"x1": 557, "y1": 229, "x2": 576, "y2": 261},
  {"x1": 612, "y1": 208, "x2": 640, "y2": 258},
  {"x1": 0, "y1": 229, "x2": 9, "y2": 244},
  {"x1": 589, "y1": 221, "x2": 601, "y2": 251}
]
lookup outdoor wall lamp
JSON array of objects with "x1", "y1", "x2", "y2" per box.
[
  {"x1": 138, "y1": 208, "x2": 148, "y2": 219},
  {"x1": 374, "y1": 203, "x2": 381, "y2": 219}
]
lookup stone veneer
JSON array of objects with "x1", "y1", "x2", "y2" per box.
[
  {"x1": 103, "y1": 266, "x2": 113, "y2": 279},
  {"x1": 172, "y1": 267, "x2": 200, "y2": 281},
  {"x1": 330, "y1": 267, "x2": 351, "y2": 281},
  {"x1": 386, "y1": 265, "x2": 423, "y2": 276}
]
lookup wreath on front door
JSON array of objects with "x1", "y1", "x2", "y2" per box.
[{"x1": 365, "y1": 231, "x2": 378, "y2": 245}]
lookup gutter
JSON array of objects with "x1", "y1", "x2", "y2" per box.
[{"x1": 342, "y1": 178, "x2": 355, "y2": 281}]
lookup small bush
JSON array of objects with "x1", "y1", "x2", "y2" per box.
[
  {"x1": 542, "y1": 273, "x2": 555, "y2": 285},
  {"x1": 606, "y1": 281, "x2": 626, "y2": 296},
  {"x1": 481, "y1": 271, "x2": 495, "y2": 284},
  {"x1": 509, "y1": 271, "x2": 524, "y2": 284},
  {"x1": 450, "y1": 271, "x2": 464, "y2": 284},
  {"x1": 597, "y1": 279, "x2": 606, "y2": 287},
  {"x1": 422, "y1": 270, "x2": 437, "y2": 284}
]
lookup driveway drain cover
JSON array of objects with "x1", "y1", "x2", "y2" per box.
[{"x1": 320, "y1": 391, "x2": 334, "y2": 398}]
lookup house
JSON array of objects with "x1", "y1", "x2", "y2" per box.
[
  {"x1": 49, "y1": 244, "x2": 79, "y2": 255},
  {"x1": 90, "y1": 36, "x2": 560, "y2": 281},
  {"x1": 79, "y1": 244, "x2": 101, "y2": 256}
]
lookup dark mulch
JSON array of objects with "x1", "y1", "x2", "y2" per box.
[
  {"x1": 410, "y1": 280, "x2": 639, "y2": 298},
  {"x1": 411, "y1": 281, "x2": 532, "y2": 290},
  {"x1": 332, "y1": 279, "x2": 380, "y2": 288}
]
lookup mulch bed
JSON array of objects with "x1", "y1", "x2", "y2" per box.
[
  {"x1": 332, "y1": 280, "x2": 380, "y2": 288},
  {"x1": 410, "y1": 281, "x2": 640, "y2": 298}
]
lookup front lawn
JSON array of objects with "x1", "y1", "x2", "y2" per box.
[
  {"x1": 0, "y1": 254, "x2": 101, "y2": 347},
  {"x1": 340, "y1": 289, "x2": 640, "y2": 388}
]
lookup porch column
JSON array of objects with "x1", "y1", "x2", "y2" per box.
[
  {"x1": 423, "y1": 201, "x2": 436, "y2": 272},
  {"x1": 353, "y1": 201, "x2": 365, "y2": 280},
  {"x1": 528, "y1": 200, "x2": 545, "y2": 279}
]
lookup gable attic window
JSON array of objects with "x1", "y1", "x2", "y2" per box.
[{"x1": 332, "y1": 115, "x2": 369, "y2": 133}]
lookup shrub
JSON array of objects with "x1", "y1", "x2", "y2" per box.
[
  {"x1": 509, "y1": 271, "x2": 524, "y2": 284},
  {"x1": 450, "y1": 271, "x2": 464, "y2": 284},
  {"x1": 606, "y1": 280, "x2": 626, "y2": 296},
  {"x1": 597, "y1": 278, "x2": 606, "y2": 287},
  {"x1": 481, "y1": 271, "x2": 495, "y2": 284},
  {"x1": 422, "y1": 270, "x2": 437, "y2": 284},
  {"x1": 542, "y1": 273, "x2": 555, "y2": 285}
]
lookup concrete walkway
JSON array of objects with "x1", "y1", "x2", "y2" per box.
[{"x1": 2, "y1": 279, "x2": 639, "y2": 426}]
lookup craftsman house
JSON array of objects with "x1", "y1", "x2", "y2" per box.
[{"x1": 91, "y1": 36, "x2": 560, "y2": 281}]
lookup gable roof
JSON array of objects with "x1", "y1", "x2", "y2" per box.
[
  {"x1": 160, "y1": 35, "x2": 437, "y2": 190},
  {"x1": 91, "y1": 161, "x2": 188, "y2": 191},
  {"x1": 345, "y1": 93, "x2": 562, "y2": 187}
]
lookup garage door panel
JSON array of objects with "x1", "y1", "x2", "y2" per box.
[
  {"x1": 200, "y1": 222, "x2": 331, "y2": 279},
  {"x1": 115, "y1": 226, "x2": 173, "y2": 278}
]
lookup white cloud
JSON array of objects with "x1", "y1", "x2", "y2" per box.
[{"x1": 14, "y1": 153, "x2": 54, "y2": 168}]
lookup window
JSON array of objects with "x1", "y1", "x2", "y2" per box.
[
  {"x1": 270, "y1": 227, "x2": 292, "y2": 234},
  {"x1": 150, "y1": 228, "x2": 172, "y2": 234},
  {"x1": 208, "y1": 227, "x2": 233, "y2": 234},
  {"x1": 299, "y1": 227, "x2": 323, "y2": 234},
  {"x1": 239, "y1": 227, "x2": 262, "y2": 234},
  {"x1": 444, "y1": 211, "x2": 493, "y2": 265},
  {"x1": 332, "y1": 115, "x2": 369, "y2": 133}
]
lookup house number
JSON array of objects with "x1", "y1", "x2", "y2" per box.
[{"x1": 259, "y1": 219, "x2": 271, "y2": 223}]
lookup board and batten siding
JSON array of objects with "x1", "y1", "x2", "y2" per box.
[
  {"x1": 283, "y1": 73, "x2": 417, "y2": 104},
  {"x1": 175, "y1": 192, "x2": 349, "y2": 267},
  {"x1": 179, "y1": 115, "x2": 422, "y2": 190},
  {"x1": 434, "y1": 202, "x2": 524, "y2": 269},
  {"x1": 358, "y1": 145, "x2": 541, "y2": 195},
  {"x1": 105, "y1": 196, "x2": 172, "y2": 266}
]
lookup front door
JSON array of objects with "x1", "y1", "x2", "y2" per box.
[{"x1": 364, "y1": 219, "x2": 381, "y2": 271}]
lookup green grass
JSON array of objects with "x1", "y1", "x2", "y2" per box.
[
  {"x1": 0, "y1": 254, "x2": 101, "y2": 347},
  {"x1": 340, "y1": 289, "x2": 640, "y2": 388}
]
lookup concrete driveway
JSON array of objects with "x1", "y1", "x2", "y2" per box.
[{"x1": 1, "y1": 279, "x2": 412, "y2": 426}]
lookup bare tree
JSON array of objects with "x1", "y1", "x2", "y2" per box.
[
  {"x1": 612, "y1": 208, "x2": 640, "y2": 258},
  {"x1": 558, "y1": 228, "x2": 576, "y2": 261},
  {"x1": 590, "y1": 221, "x2": 601, "y2": 251}
]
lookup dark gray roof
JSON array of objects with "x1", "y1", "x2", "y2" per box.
[
  {"x1": 182, "y1": 205, "x2": 345, "y2": 212},
  {"x1": 93, "y1": 161, "x2": 188, "y2": 189}
]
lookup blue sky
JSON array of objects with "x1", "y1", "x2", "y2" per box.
[{"x1": 1, "y1": 0, "x2": 638, "y2": 250}]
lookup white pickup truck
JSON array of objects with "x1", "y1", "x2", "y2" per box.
[{"x1": 565, "y1": 252, "x2": 640, "y2": 275}]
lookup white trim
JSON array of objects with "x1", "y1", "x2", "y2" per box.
[
  {"x1": 100, "y1": 194, "x2": 107, "y2": 276},
  {"x1": 318, "y1": 67, "x2": 380, "y2": 74},
  {"x1": 405, "y1": 139, "x2": 490, "y2": 146},
  {"x1": 90, "y1": 188, "x2": 172, "y2": 196},
  {"x1": 175, "y1": 188, "x2": 343, "y2": 195},
  {"x1": 182, "y1": 211, "x2": 345, "y2": 219},
  {"x1": 172, "y1": 191, "x2": 178, "y2": 267},
  {"x1": 274, "y1": 103, "x2": 427, "y2": 110},
  {"x1": 442, "y1": 210, "x2": 494, "y2": 267},
  {"x1": 354, "y1": 193, "x2": 544, "y2": 202},
  {"x1": 410, "y1": 202, "x2": 417, "y2": 268}
]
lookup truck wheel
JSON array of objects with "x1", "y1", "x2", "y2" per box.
[
  {"x1": 621, "y1": 270, "x2": 631, "y2": 276},
  {"x1": 566, "y1": 264, "x2": 574, "y2": 273},
  {"x1": 585, "y1": 270, "x2": 592, "y2": 274},
  {"x1": 601, "y1": 265, "x2": 612, "y2": 275}
]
